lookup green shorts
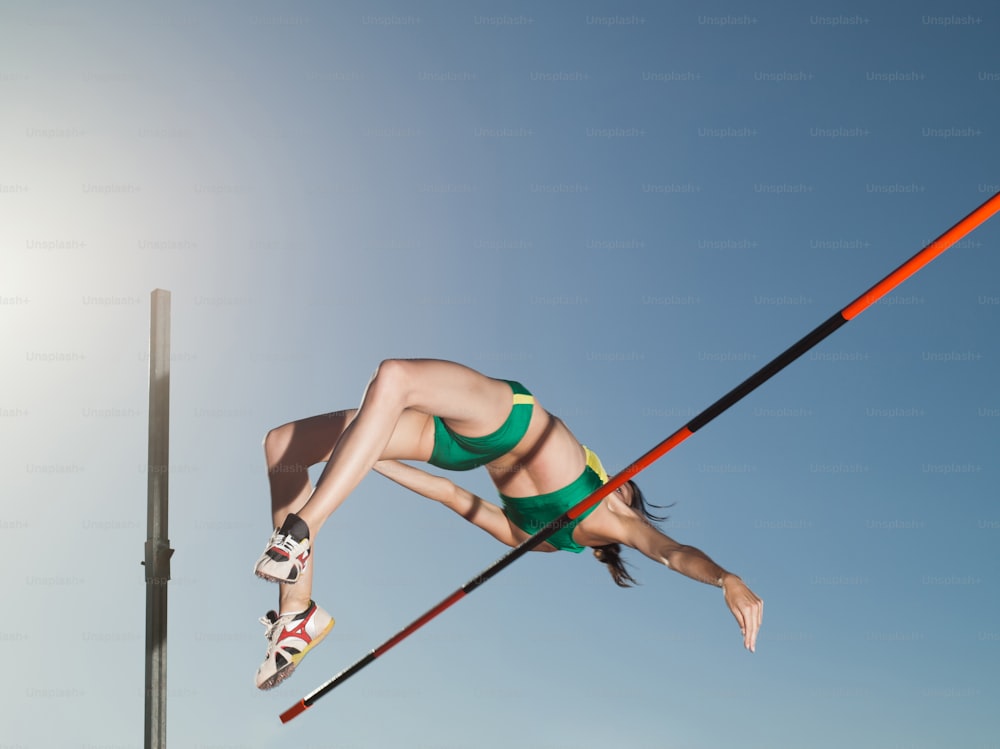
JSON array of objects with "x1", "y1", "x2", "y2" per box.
[{"x1": 499, "y1": 448, "x2": 609, "y2": 553}]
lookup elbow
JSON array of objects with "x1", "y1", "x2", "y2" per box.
[
  {"x1": 661, "y1": 543, "x2": 692, "y2": 569},
  {"x1": 438, "y1": 479, "x2": 465, "y2": 508}
]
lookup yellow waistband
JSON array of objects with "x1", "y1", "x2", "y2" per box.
[
  {"x1": 512, "y1": 393, "x2": 534, "y2": 406},
  {"x1": 583, "y1": 446, "x2": 609, "y2": 484}
]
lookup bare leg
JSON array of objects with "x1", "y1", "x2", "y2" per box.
[
  {"x1": 259, "y1": 367, "x2": 473, "y2": 609},
  {"x1": 295, "y1": 359, "x2": 516, "y2": 537},
  {"x1": 263, "y1": 410, "x2": 355, "y2": 613}
]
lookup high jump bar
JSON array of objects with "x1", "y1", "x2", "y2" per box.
[{"x1": 281, "y1": 190, "x2": 1000, "y2": 723}]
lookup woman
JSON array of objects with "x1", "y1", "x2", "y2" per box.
[{"x1": 253, "y1": 359, "x2": 763, "y2": 689}]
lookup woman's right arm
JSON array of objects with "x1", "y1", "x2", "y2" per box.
[{"x1": 372, "y1": 460, "x2": 519, "y2": 547}]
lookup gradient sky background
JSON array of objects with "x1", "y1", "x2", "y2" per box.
[{"x1": 2, "y1": 1, "x2": 999, "y2": 747}]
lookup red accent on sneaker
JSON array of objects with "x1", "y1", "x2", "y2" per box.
[{"x1": 279, "y1": 608, "x2": 315, "y2": 645}]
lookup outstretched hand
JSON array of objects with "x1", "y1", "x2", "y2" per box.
[{"x1": 722, "y1": 575, "x2": 763, "y2": 653}]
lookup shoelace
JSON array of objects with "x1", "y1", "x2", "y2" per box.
[
  {"x1": 259, "y1": 612, "x2": 294, "y2": 654},
  {"x1": 262, "y1": 525, "x2": 296, "y2": 547},
  {"x1": 273, "y1": 532, "x2": 302, "y2": 553}
]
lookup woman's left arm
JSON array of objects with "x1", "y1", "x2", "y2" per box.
[
  {"x1": 587, "y1": 498, "x2": 764, "y2": 652},
  {"x1": 662, "y1": 544, "x2": 764, "y2": 653}
]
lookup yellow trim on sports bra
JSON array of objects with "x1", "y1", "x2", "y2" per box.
[{"x1": 584, "y1": 446, "x2": 609, "y2": 483}]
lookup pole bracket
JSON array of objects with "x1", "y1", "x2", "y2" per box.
[{"x1": 143, "y1": 540, "x2": 174, "y2": 583}]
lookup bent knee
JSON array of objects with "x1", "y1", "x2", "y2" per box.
[
  {"x1": 371, "y1": 358, "x2": 410, "y2": 385},
  {"x1": 263, "y1": 423, "x2": 294, "y2": 465},
  {"x1": 365, "y1": 358, "x2": 413, "y2": 408}
]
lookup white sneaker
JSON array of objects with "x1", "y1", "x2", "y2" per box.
[
  {"x1": 254, "y1": 512, "x2": 311, "y2": 584},
  {"x1": 255, "y1": 600, "x2": 334, "y2": 690}
]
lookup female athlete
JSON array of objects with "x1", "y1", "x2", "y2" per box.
[{"x1": 253, "y1": 359, "x2": 763, "y2": 689}]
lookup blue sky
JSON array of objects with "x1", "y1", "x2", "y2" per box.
[{"x1": 2, "y1": 1, "x2": 999, "y2": 747}]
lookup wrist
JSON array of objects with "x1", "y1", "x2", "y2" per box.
[{"x1": 719, "y1": 572, "x2": 741, "y2": 589}]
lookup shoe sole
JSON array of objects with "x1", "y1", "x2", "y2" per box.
[
  {"x1": 254, "y1": 567, "x2": 301, "y2": 584},
  {"x1": 253, "y1": 556, "x2": 308, "y2": 584},
  {"x1": 256, "y1": 616, "x2": 335, "y2": 691}
]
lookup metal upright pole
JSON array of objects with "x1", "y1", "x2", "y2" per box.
[{"x1": 144, "y1": 289, "x2": 173, "y2": 749}]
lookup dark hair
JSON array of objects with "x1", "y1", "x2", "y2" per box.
[{"x1": 592, "y1": 480, "x2": 669, "y2": 588}]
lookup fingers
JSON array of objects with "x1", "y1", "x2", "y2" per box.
[
  {"x1": 755, "y1": 597, "x2": 764, "y2": 650},
  {"x1": 725, "y1": 581, "x2": 763, "y2": 653},
  {"x1": 732, "y1": 607, "x2": 747, "y2": 647},
  {"x1": 742, "y1": 594, "x2": 763, "y2": 653}
]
